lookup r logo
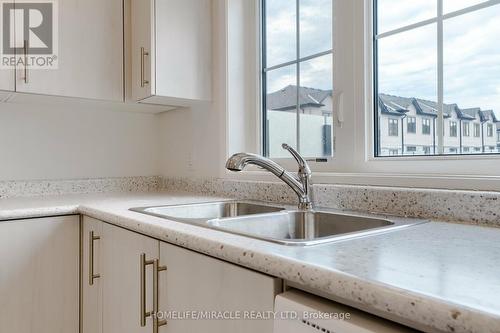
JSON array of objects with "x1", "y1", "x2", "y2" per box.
[{"x1": 2, "y1": 2, "x2": 53, "y2": 55}]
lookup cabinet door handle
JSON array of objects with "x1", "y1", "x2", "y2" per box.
[
  {"x1": 153, "y1": 259, "x2": 167, "y2": 333},
  {"x1": 23, "y1": 40, "x2": 29, "y2": 83},
  {"x1": 89, "y1": 231, "x2": 100, "y2": 285},
  {"x1": 140, "y1": 47, "x2": 150, "y2": 87},
  {"x1": 140, "y1": 253, "x2": 154, "y2": 326}
]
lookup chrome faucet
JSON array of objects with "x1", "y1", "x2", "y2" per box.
[{"x1": 225, "y1": 143, "x2": 313, "y2": 210}]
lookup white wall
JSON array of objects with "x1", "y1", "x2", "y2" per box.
[
  {"x1": 0, "y1": 101, "x2": 160, "y2": 181},
  {"x1": 158, "y1": 0, "x2": 227, "y2": 179}
]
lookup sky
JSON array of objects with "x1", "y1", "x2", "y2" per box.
[
  {"x1": 265, "y1": 0, "x2": 333, "y2": 93},
  {"x1": 378, "y1": 0, "x2": 500, "y2": 117},
  {"x1": 265, "y1": 0, "x2": 500, "y2": 117}
]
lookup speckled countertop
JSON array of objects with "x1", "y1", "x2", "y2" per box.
[{"x1": 1, "y1": 191, "x2": 499, "y2": 333}]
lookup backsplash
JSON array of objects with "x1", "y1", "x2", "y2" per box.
[
  {"x1": 162, "y1": 177, "x2": 500, "y2": 228},
  {"x1": 1, "y1": 176, "x2": 499, "y2": 227},
  {"x1": 0, "y1": 176, "x2": 161, "y2": 198}
]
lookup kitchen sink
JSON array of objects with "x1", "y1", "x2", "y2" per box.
[
  {"x1": 130, "y1": 201, "x2": 426, "y2": 246},
  {"x1": 130, "y1": 201, "x2": 285, "y2": 223}
]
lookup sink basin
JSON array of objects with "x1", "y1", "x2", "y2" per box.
[
  {"x1": 208, "y1": 210, "x2": 395, "y2": 244},
  {"x1": 130, "y1": 201, "x2": 285, "y2": 223},
  {"x1": 130, "y1": 201, "x2": 426, "y2": 246}
]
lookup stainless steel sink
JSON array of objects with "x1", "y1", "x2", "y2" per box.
[
  {"x1": 130, "y1": 201, "x2": 426, "y2": 246},
  {"x1": 130, "y1": 201, "x2": 285, "y2": 223}
]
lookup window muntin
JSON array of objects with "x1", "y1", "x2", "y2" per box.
[
  {"x1": 262, "y1": 0, "x2": 333, "y2": 158},
  {"x1": 388, "y1": 118, "x2": 399, "y2": 136},
  {"x1": 407, "y1": 117, "x2": 416, "y2": 133},
  {"x1": 374, "y1": 0, "x2": 500, "y2": 157}
]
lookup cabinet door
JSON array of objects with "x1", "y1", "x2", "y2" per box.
[
  {"x1": 155, "y1": 0, "x2": 212, "y2": 102},
  {"x1": 101, "y1": 222, "x2": 159, "y2": 333},
  {"x1": 16, "y1": 0, "x2": 124, "y2": 101},
  {"x1": 0, "y1": 216, "x2": 79, "y2": 333},
  {"x1": 82, "y1": 217, "x2": 103, "y2": 333},
  {"x1": 159, "y1": 242, "x2": 281, "y2": 333},
  {"x1": 130, "y1": 0, "x2": 155, "y2": 101}
]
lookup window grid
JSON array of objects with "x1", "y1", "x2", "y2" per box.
[
  {"x1": 450, "y1": 121, "x2": 457, "y2": 137},
  {"x1": 374, "y1": 0, "x2": 500, "y2": 157},
  {"x1": 422, "y1": 119, "x2": 431, "y2": 135},
  {"x1": 463, "y1": 122, "x2": 470, "y2": 137},
  {"x1": 407, "y1": 117, "x2": 416, "y2": 133},
  {"x1": 261, "y1": 0, "x2": 333, "y2": 157},
  {"x1": 388, "y1": 119, "x2": 398, "y2": 136}
]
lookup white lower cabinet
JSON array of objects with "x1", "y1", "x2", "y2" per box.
[
  {"x1": 82, "y1": 216, "x2": 281, "y2": 333},
  {"x1": 158, "y1": 242, "x2": 281, "y2": 333},
  {"x1": 0, "y1": 216, "x2": 79, "y2": 333}
]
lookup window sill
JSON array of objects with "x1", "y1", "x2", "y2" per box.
[{"x1": 223, "y1": 168, "x2": 500, "y2": 192}]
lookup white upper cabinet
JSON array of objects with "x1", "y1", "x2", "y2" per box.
[
  {"x1": 15, "y1": 0, "x2": 124, "y2": 101},
  {"x1": 130, "y1": 0, "x2": 212, "y2": 106}
]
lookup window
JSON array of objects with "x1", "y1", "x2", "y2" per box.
[
  {"x1": 388, "y1": 118, "x2": 398, "y2": 136},
  {"x1": 374, "y1": 0, "x2": 500, "y2": 156},
  {"x1": 463, "y1": 147, "x2": 470, "y2": 153},
  {"x1": 449, "y1": 121, "x2": 457, "y2": 137},
  {"x1": 407, "y1": 117, "x2": 416, "y2": 133},
  {"x1": 422, "y1": 118, "x2": 431, "y2": 135},
  {"x1": 463, "y1": 122, "x2": 470, "y2": 137},
  {"x1": 406, "y1": 146, "x2": 417, "y2": 154},
  {"x1": 239, "y1": 0, "x2": 500, "y2": 189},
  {"x1": 474, "y1": 123, "x2": 481, "y2": 137},
  {"x1": 262, "y1": 0, "x2": 333, "y2": 158},
  {"x1": 487, "y1": 124, "x2": 494, "y2": 137},
  {"x1": 497, "y1": 131, "x2": 500, "y2": 142}
]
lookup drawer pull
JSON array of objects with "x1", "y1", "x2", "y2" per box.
[{"x1": 89, "y1": 231, "x2": 100, "y2": 286}]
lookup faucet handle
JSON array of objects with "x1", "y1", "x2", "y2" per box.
[{"x1": 281, "y1": 143, "x2": 311, "y2": 175}]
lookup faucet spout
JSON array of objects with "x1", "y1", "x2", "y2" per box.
[{"x1": 225, "y1": 145, "x2": 314, "y2": 210}]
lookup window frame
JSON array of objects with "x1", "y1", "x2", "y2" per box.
[
  {"x1": 422, "y1": 118, "x2": 431, "y2": 135},
  {"x1": 232, "y1": 0, "x2": 500, "y2": 191},
  {"x1": 487, "y1": 124, "x2": 494, "y2": 137},
  {"x1": 474, "y1": 123, "x2": 481, "y2": 137},
  {"x1": 388, "y1": 118, "x2": 399, "y2": 136},
  {"x1": 260, "y1": 0, "x2": 334, "y2": 158},
  {"x1": 463, "y1": 122, "x2": 470, "y2": 137},
  {"x1": 449, "y1": 121, "x2": 457, "y2": 137},
  {"x1": 372, "y1": 0, "x2": 500, "y2": 158},
  {"x1": 407, "y1": 116, "x2": 416, "y2": 133}
]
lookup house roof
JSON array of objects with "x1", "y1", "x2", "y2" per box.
[
  {"x1": 379, "y1": 94, "x2": 498, "y2": 122},
  {"x1": 266, "y1": 85, "x2": 332, "y2": 111}
]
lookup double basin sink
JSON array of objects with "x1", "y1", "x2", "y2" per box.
[{"x1": 131, "y1": 201, "x2": 425, "y2": 246}]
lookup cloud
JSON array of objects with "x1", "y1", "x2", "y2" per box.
[{"x1": 378, "y1": 2, "x2": 500, "y2": 117}]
